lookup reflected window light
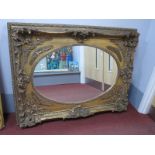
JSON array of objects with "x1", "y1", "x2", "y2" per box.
[
  {"x1": 96, "y1": 48, "x2": 98, "y2": 69},
  {"x1": 108, "y1": 54, "x2": 113, "y2": 71},
  {"x1": 96, "y1": 48, "x2": 100, "y2": 69}
]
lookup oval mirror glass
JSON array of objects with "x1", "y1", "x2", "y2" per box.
[{"x1": 33, "y1": 46, "x2": 118, "y2": 103}]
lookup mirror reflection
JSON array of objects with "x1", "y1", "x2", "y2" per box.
[{"x1": 33, "y1": 46, "x2": 118, "y2": 103}]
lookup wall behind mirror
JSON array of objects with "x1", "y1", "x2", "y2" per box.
[
  {"x1": 1, "y1": 19, "x2": 154, "y2": 113},
  {"x1": 33, "y1": 46, "x2": 118, "y2": 103}
]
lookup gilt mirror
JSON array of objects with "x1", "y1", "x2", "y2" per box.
[{"x1": 8, "y1": 23, "x2": 139, "y2": 127}]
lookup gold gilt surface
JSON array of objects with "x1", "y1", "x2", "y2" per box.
[
  {"x1": 0, "y1": 94, "x2": 4, "y2": 129},
  {"x1": 8, "y1": 23, "x2": 139, "y2": 128}
]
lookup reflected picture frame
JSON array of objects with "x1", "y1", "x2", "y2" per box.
[
  {"x1": 8, "y1": 23, "x2": 139, "y2": 128},
  {"x1": 0, "y1": 94, "x2": 4, "y2": 129}
]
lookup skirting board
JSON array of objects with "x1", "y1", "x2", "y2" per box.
[
  {"x1": 149, "y1": 106, "x2": 155, "y2": 121},
  {"x1": 138, "y1": 66, "x2": 155, "y2": 114}
]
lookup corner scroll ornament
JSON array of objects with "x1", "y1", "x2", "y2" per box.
[
  {"x1": 123, "y1": 32, "x2": 139, "y2": 48},
  {"x1": 111, "y1": 85, "x2": 129, "y2": 112},
  {"x1": 17, "y1": 98, "x2": 40, "y2": 127},
  {"x1": 17, "y1": 92, "x2": 43, "y2": 128},
  {"x1": 11, "y1": 27, "x2": 51, "y2": 56},
  {"x1": 11, "y1": 28, "x2": 39, "y2": 48}
]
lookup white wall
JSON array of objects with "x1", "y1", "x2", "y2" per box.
[
  {"x1": 72, "y1": 46, "x2": 85, "y2": 83},
  {"x1": 138, "y1": 20, "x2": 155, "y2": 92},
  {"x1": 0, "y1": 19, "x2": 154, "y2": 112}
]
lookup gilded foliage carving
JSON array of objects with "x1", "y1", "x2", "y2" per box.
[
  {"x1": 70, "y1": 31, "x2": 96, "y2": 43},
  {"x1": 8, "y1": 23, "x2": 139, "y2": 127},
  {"x1": 17, "y1": 69, "x2": 30, "y2": 94},
  {"x1": 66, "y1": 105, "x2": 90, "y2": 118},
  {"x1": 123, "y1": 32, "x2": 139, "y2": 47}
]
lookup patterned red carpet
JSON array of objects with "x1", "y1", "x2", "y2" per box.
[
  {"x1": 35, "y1": 83, "x2": 103, "y2": 102},
  {"x1": 0, "y1": 104, "x2": 155, "y2": 135}
]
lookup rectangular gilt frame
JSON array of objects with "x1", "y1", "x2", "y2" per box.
[
  {"x1": 0, "y1": 94, "x2": 4, "y2": 129},
  {"x1": 8, "y1": 23, "x2": 139, "y2": 128}
]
